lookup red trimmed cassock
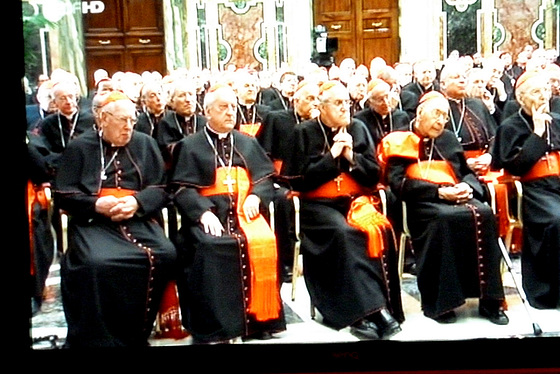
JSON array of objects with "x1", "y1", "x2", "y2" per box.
[
  {"x1": 381, "y1": 129, "x2": 506, "y2": 320},
  {"x1": 284, "y1": 118, "x2": 404, "y2": 331},
  {"x1": 54, "y1": 129, "x2": 178, "y2": 347},
  {"x1": 492, "y1": 109, "x2": 560, "y2": 309},
  {"x1": 170, "y1": 127, "x2": 286, "y2": 343}
]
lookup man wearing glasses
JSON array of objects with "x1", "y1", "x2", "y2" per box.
[
  {"x1": 284, "y1": 81, "x2": 404, "y2": 340},
  {"x1": 54, "y1": 91, "x2": 177, "y2": 347}
]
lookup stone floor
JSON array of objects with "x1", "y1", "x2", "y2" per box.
[{"x1": 30, "y1": 253, "x2": 560, "y2": 352}]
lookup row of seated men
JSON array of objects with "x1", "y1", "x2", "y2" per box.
[{"x1": 26, "y1": 55, "x2": 560, "y2": 347}]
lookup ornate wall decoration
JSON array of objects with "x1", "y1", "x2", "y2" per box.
[{"x1": 190, "y1": 0, "x2": 287, "y2": 72}]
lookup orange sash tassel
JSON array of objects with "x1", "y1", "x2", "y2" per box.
[
  {"x1": 347, "y1": 195, "x2": 393, "y2": 258},
  {"x1": 199, "y1": 167, "x2": 281, "y2": 321}
]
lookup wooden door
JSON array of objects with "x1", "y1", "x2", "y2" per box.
[
  {"x1": 83, "y1": 0, "x2": 166, "y2": 90},
  {"x1": 314, "y1": 0, "x2": 399, "y2": 66}
]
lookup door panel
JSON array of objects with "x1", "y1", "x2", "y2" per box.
[
  {"x1": 314, "y1": 0, "x2": 399, "y2": 66},
  {"x1": 84, "y1": 0, "x2": 166, "y2": 90}
]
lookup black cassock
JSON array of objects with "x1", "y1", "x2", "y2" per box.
[
  {"x1": 492, "y1": 110, "x2": 560, "y2": 309},
  {"x1": 170, "y1": 128, "x2": 286, "y2": 343},
  {"x1": 38, "y1": 111, "x2": 95, "y2": 174},
  {"x1": 446, "y1": 98, "x2": 497, "y2": 154},
  {"x1": 384, "y1": 129, "x2": 505, "y2": 319},
  {"x1": 353, "y1": 107, "x2": 410, "y2": 147},
  {"x1": 155, "y1": 110, "x2": 207, "y2": 166},
  {"x1": 285, "y1": 118, "x2": 404, "y2": 329},
  {"x1": 54, "y1": 130, "x2": 177, "y2": 348},
  {"x1": 38, "y1": 110, "x2": 95, "y2": 153},
  {"x1": 257, "y1": 108, "x2": 301, "y2": 174}
]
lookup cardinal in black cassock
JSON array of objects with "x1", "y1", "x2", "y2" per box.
[
  {"x1": 284, "y1": 81, "x2": 403, "y2": 340},
  {"x1": 382, "y1": 91, "x2": 507, "y2": 324},
  {"x1": 170, "y1": 85, "x2": 286, "y2": 344},
  {"x1": 54, "y1": 93, "x2": 177, "y2": 347},
  {"x1": 492, "y1": 71, "x2": 560, "y2": 309}
]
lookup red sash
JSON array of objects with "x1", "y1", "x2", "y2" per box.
[
  {"x1": 380, "y1": 131, "x2": 458, "y2": 185},
  {"x1": 301, "y1": 172, "x2": 372, "y2": 199},
  {"x1": 98, "y1": 188, "x2": 137, "y2": 198},
  {"x1": 239, "y1": 122, "x2": 261, "y2": 137},
  {"x1": 199, "y1": 166, "x2": 281, "y2": 321},
  {"x1": 300, "y1": 171, "x2": 391, "y2": 258},
  {"x1": 521, "y1": 151, "x2": 560, "y2": 182},
  {"x1": 406, "y1": 161, "x2": 458, "y2": 185}
]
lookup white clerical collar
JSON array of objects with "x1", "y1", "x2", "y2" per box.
[{"x1": 206, "y1": 124, "x2": 230, "y2": 139}]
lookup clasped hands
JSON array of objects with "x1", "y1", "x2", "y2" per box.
[
  {"x1": 330, "y1": 127, "x2": 354, "y2": 162},
  {"x1": 95, "y1": 195, "x2": 139, "y2": 221},
  {"x1": 200, "y1": 194, "x2": 261, "y2": 237},
  {"x1": 438, "y1": 182, "x2": 473, "y2": 204}
]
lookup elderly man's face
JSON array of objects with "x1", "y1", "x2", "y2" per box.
[
  {"x1": 97, "y1": 80, "x2": 116, "y2": 96},
  {"x1": 549, "y1": 72, "x2": 560, "y2": 96},
  {"x1": 53, "y1": 85, "x2": 78, "y2": 117},
  {"x1": 294, "y1": 84, "x2": 320, "y2": 120},
  {"x1": 319, "y1": 84, "x2": 351, "y2": 128},
  {"x1": 368, "y1": 82, "x2": 392, "y2": 117},
  {"x1": 236, "y1": 76, "x2": 259, "y2": 105},
  {"x1": 414, "y1": 63, "x2": 436, "y2": 88},
  {"x1": 280, "y1": 74, "x2": 298, "y2": 96},
  {"x1": 206, "y1": 88, "x2": 238, "y2": 133},
  {"x1": 519, "y1": 77, "x2": 552, "y2": 115},
  {"x1": 100, "y1": 100, "x2": 137, "y2": 147},
  {"x1": 171, "y1": 84, "x2": 197, "y2": 117},
  {"x1": 442, "y1": 70, "x2": 467, "y2": 99},
  {"x1": 348, "y1": 77, "x2": 367, "y2": 101},
  {"x1": 142, "y1": 84, "x2": 166, "y2": 115},
  {"x1": 415, "y1": 98, "x2": 450, "y2": 139}
]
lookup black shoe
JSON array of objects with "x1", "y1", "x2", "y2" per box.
[
  {"x1": 350, "y1": 319, "x2": 380, "y2": 340},
  {"x1": 433, "y1": 311, "x2": 457, "y2": 324},
  {"x1": 368, "y1": 308, "x2": 402, "y2": 339},
  {"x1": 281, "y1": 265, "x2": 293, "y2": 283},
  {"x1": 479, "y1": 301, "x2": 509, "y2": 325}
]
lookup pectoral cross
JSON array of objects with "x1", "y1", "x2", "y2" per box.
[
  {"x1": 334, "y1": 175, "x2": 343, "y2": 192},
  {"x1": 223, "y1": 173, "x2": 236, "y2": 193}
]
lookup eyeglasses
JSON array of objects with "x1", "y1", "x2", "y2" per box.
[
  {"x1": 105, "y1": 111, "x2": 137, "y2": 125},
  {"x1": 322, "y1": 99, "x2": 352, "y2": 108}
]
